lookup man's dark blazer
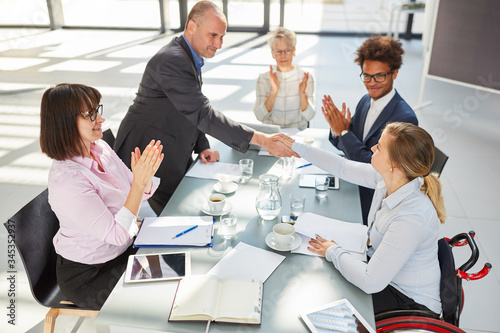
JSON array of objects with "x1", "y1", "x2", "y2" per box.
[
  {"x1": 329, "y1": 91, "x2": 418, "y2": 225},
  {"x1": 114, "y1": 36, "x2": 253, "y2": 215}
]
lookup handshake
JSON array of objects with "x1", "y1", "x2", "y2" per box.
[{"x1": 251, "y1": 132, "x2": 298, "y2": 158}]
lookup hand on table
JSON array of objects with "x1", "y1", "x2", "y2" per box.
[
  {"x1": 199, "y1": 149, "x2": 219, "y2": 163},
  {"x1": 322, "y1": 95, "x2": 351, "y2": 136},
  {"x1": 308, "y1": 235, "x2": 338, "y2": 257}
]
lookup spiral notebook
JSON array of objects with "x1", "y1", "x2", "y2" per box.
[
  {"x1": 169, "y1": 275, "x2": 263, "y2": 325},
  {"x1": 300, "y1": 299, "x2": 375, "y2": 333}
]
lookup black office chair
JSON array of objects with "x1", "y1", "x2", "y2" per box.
[
  {"x1": 4, "y1": 189, "x2": 98, "y2": 333},
  {"x1": 430, "y1": 146, "x2": 449, "y2": 177},
  {"x1": 376, "y1": 231, "x2": 492, "y2": 333},
  {"x1": 102, "y1": 128, "x2": 115, "y2": 147}
]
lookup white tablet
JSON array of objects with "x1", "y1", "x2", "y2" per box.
[
  {"x1": 124, "y1": 252, "x2": 191, "y2": 283},
  {"x1": 300, "y1": 298, "x2": 375, "y2": 333},
  {"x1": 298, "y1": 174, "x2": 339, "y2": 190}
]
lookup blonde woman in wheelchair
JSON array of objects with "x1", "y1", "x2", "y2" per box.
[{"x1": 282, "y1": 122, "x2": 445, "y2": 316}]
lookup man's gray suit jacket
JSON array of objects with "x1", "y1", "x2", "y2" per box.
[{"x1": 114, "y1": 36, "x2": 254, "y2": 214}]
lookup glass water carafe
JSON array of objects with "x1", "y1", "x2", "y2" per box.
[{"x1": 256, "y1": 174, "x2": 282, "y2": 220}]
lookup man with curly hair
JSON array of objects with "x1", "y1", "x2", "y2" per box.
[{"x1": 322, "y1": 35, "x2": 418, "y2": 225}]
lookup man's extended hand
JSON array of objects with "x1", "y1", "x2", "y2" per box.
[
  {"x1": 199, "y1": 149, "x2": 219, "y2": 163},
  {"x1": 251, "y1": 132, "x2": 298, "y2": 158},
  {"x1": 322, "y1": 95, "x2": 351, "y2": 136}
]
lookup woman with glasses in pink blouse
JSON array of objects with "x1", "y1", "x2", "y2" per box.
[
  {"x1": 254, "y1": 27, "x2": 316, "y2": 130},
  {"x1": 40, "y1": 83, "x2": 163, "y2": 310}
]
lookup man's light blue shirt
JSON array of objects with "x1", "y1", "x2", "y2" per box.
[{"x1": 182, "y1": 35, "x2": 204, "y2": 76}]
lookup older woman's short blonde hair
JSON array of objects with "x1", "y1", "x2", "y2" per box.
[{"x1": 267, "y1": 27, "x2": 297, "y2": 50}]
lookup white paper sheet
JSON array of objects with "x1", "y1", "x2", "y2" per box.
[
  {"x1": 185, "y1": 160, "x2": 240, "y2": 180},
  {"x1": 207, "y1": 242, "x2": 285, "y2": 282},
  {"x1": 291, "y1": 212, "x2": 368, "y2": 256},
  {"x1": 280, "y1": 127, "x2": 301, "y2": 136}
]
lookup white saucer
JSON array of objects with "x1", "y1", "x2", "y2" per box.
[
  {"x1": 201, "y1": 202, "x2": 233, "y2": 216},
  {"x1": 213, "y1": 182, "x2": 238, "y2": 194},
  {"x1": 265, "y1": 232, "x2": 302, "y2": 251}
]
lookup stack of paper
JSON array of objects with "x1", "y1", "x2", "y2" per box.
[
  {"x1": 291, "y1": 212, "x2": 368, "y2": 258},
  {"x1": 134, "y1": 216, "x2": 214, "y2": 247}
]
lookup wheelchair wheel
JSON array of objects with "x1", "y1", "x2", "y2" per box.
[{"x1": 376, "y1": 316, "x2": 466, "y2": 333}]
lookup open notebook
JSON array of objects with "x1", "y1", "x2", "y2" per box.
[
  {"x1": 168, "y1": 243, "x2": 284, "y2": 325},
  {"x1": 169, "y1": 275, "x2": 262, "y2": 324}
]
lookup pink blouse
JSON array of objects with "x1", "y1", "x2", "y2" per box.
[{"x1": 49, "y1": 140, "x2": 159, "y2": 264}]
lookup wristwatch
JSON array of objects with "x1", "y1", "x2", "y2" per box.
[{"x1": 340, "y1": 130, "x2": 349, "y2": 137}]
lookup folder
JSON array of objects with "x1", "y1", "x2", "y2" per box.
[{"x1": 134, "y1": 216, "x2": 214, "y2": 248}]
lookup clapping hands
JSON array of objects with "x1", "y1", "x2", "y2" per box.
[
  {"x1": 322, "y1": 95, "x2": 351, "y2": 136},
  {"x1": 131, "y1": 140, "x2": 164, "y2": 189}
]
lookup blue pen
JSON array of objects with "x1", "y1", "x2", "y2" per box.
[
  {"x1": 172, "y1": 225, "x2": 198, "y2": 239},
  {"x1": 297, "y1": 163, "x2": 312, "y2": 169}
]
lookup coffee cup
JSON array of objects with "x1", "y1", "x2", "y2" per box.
[
  {"x1": 218, "y1": 174, "x2": 233, "y2": 192},
  {"x1": 272, "y1": 223, "x2": 295, "y2": 246},
  {"x1": 208, "y1": 193, "x2": 226, "y2": 214}
]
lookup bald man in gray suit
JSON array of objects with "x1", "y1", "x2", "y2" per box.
[{"x1": 115, "y1": 1, "x2": 295, "y2": 215}]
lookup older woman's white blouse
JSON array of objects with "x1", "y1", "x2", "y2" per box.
[
  {"x1": 254, "y1": 65, "x2": 315, "y2": 130},
  {"x1": 292, "y1": 142, "x2": 441, "y2": 314}
]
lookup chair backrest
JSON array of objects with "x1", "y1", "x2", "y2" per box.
[
  {"x1": 430, "y1": 146, "x2": 449, "y2": 177},
  {"x1": 4, "y1": 189, "x2": 66, "y2": 307},
  {"x1": 438, "y1": 238, "x2": 462, "y2": 326},
  {"x1": 102, "y1": 128, "x2": 115, "y2": 148}
]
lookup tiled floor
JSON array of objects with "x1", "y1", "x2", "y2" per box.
[{"x1": 1, "y1": 2, "x2": 500, "y2": 333}]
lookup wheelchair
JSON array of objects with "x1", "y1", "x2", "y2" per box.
[{"x1": 375, "y1": 231, "x2": 492, "y2": 333}]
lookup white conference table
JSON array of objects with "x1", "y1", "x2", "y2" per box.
[{"x1": 96, "y1": 128, "x2": 374, "y2": 332}]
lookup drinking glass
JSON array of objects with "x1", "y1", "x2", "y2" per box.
[
  {"x1": 239, "y1": 159, "x2": 254, "y2": 184},
  {"x1": 290, "y1": 192, "x2": 306, "y2": 218},
  {"x1": 315, "y1": 176, "x2": 329, "y2": 199},
  {"x1": 220, "y1": 213, "x2": 237, "y2": 239}
]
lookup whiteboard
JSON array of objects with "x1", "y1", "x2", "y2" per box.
[{"x1": 427, "y1": 0, "x2": 500, "y2": 91}]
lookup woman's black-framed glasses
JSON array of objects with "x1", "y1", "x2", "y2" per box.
[
  {"x1": 82, "y1": 105, "x2": 103, "y2": 122},
  {"x1": 359, "y1": 71, "x2": 394, "y2": 83}
]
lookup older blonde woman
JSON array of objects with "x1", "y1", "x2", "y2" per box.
[{"x1": 253, "y1": 27, "x2": 315, "y2": 130}]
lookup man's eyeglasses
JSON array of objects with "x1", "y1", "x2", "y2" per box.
[
  {"x1": 273, "y1": 49, "x2": 293, "y2": 56},
  {"x1": 82, "y1": 105, "x2": 103, "y2": 122},
  {"x1": 360, "y1": 71, "x2": 394, "y2": 83}
]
